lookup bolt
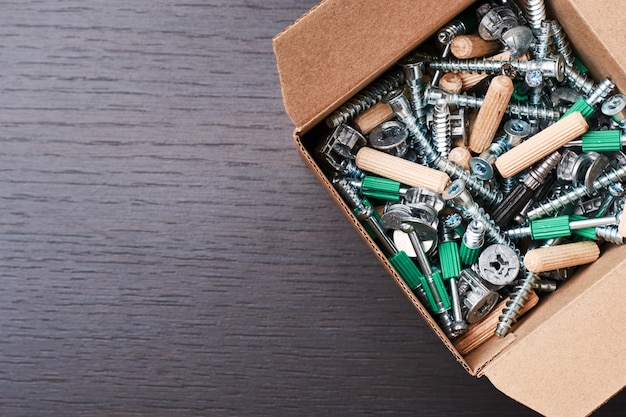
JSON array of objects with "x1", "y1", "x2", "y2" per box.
[
  {"x1": 401, "y1": 58, "x2": 428, "y2": 125},
  {"x1": 460, "y1": 219, "x2": 486, "y2": 266},
  {"x1": 527, "y1": 164, "x2": 626, "y2": 219},
  {"x1": 505, "y1": 214, "x2": 618, "y2": 240},
  {"x1": 427, "y1": 87, "x2": 565, "y2": 120},
  {"x1": 550, "y1": 20, "x2": 575, "y2": 67},
  {"x1": 428, "y1": 54, "x2": 567, "y2": 82},
  {"x1": 524, "y1": 0, "x2": 547, "y2": 34},
  {"x1": 432, "y1": 99, "x2": 451, "y2": 160},
  {"x1": 496, "y1": 272, "x2": 541, "y2": 337},
  {"x1": 325, "y1": 69, "x2": 405, "y2": 129}
]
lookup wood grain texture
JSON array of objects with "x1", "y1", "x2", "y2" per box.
[{"x1": 0, "y1": 1, "x2": 623, "y2": 416}]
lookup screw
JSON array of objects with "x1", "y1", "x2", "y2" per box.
[
  {"x1": 427, "y1": 87, "x2": 565, "y2": 120},
  {"x1": 524, "y1": 0, "x2": 547, "y2": 35},
  {"x1": 550, "y1": 20, "x2": 575, "y2": 67},
  {"x1": 495, "y1": 272, "x2": 541, "y2": 337},
  {"x1": 460, "y1": 220, "x2": 486, "y2": 266},
  {"x1": 442, "y1": 179, "x2": 516, "y2": 252},
  {"x1": 505, "y1": 214, "x2": 618, "y2": 240},
  {"x1": 470, "y1": 136, "x2": 510, "y2": 180},
  {"x1": 401, "y1": 58, "x2": 427, "y2": 125},
  {"x1": 595, "y1": 225, "x2": 625, "y2": 244},
  {"x1": 527, "y1": 164, "x2": 626, "y2": 219},
  {"x1": 530, "y1": 20, "x2": 551, "y2": 60},
  {"x1": 325, "y1": 68, "x2": 405, "y2": 128},
  {"x1": 428, "y1": 54, "x2": 567, "y2": 82},
  {"x1": 384, "y1": 89, "x2": 502, "y2": 205},
  {"x1": 432, "y1": 99, "x2": 451, "y2": 160},
  {"x1": 563, "y1": 65, "x2": 595, "y2": 96}
]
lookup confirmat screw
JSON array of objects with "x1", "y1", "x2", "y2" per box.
[
  {"x1": 495, "y1": 272, "x2": 540, "y2": 337},
  {"x1": 325, "y1": 69, "x2": 405, "y2": 129},
  {"x1": 528, "y1": 164, "x2": 626, "y2": 219},
  {"x1": 428, "y1": 54, "x2": 567, "y2": 82},
  {"x1": 401, "y1": 58, "x2": 427, "y2": 126},
  {"x1": 550, "y1": 20, "x2": 575, "y2": 67},
  {"x1": 432, "y1": 99, "x2": 452, "y2": 160},
  {"x1": 524, "y1": 0, "x2": 547, "y2": 34}
]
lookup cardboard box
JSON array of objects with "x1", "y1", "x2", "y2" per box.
[{"x1": 273, "y1": 1, "x2": 626, "y2": 415}]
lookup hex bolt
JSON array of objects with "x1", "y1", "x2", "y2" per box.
[
  {"x1": 495, "y1": 271, "x2": 540, "y2": 337},
  {"x1": 524, "y1": 241, "x2": 600, "y2": 274},
  {"x1": 468, "y1": 75, "x2": 514, "y2": 153},
  {"x1": 491, "y1": 151, "x2": 562, "y2": 227},
  {"x1": 401, "y1": 58, "x2": 427, "y2": 126},
  {"x1": 382, "y1": 89, "x2": 502, "y2": 204},
  {"x1": 442, "y1": 179, "x2": 516, "y2": 252},
  {"x1": 504, "y1": 214, "x2": 619, "y2": 240},
  {"x1": 428, "y1": 54, "x2": 567, "y2": 82},
  {"x1": 495, "y1": 111, "x2": 589, "y2": 178},
  {"x1": 325, "y1": 68, "x2": 405, "y2": 129},
  {"x1": 527, "y1": 163, "x2": 626, "y2": 219}
]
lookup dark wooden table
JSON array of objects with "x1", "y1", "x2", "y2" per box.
[{"x1": 0, "y1": 1, "x2": 623, "y2": 415}]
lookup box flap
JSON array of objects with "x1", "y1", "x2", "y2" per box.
[
  {"x1": 483, "y1": 245, "x2": 626, "y2": 417},
  {"x1": 548, "y1": 0, "x2": 626, "y2": 94},
  {"x1": 273, "y1": 0, "x2": 476, "y2": 132}
]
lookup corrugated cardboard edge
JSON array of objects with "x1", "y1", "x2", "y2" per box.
[
  {"x1": 548, "y1": 0, "x2": 626, "y2": 95},
  {"x1": 483, "y1": 244, "x2": 626, "y2": 417},
  {"x1": 292, "y1": 130, "x2": 473, "y2": 374},
  {"x1": 273, "y1": 0, "x2": 476, "y2": 133}
]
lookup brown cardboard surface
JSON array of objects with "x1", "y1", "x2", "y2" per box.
[
  {"x1": 273, "y1": 0, "x2": 476, "y2": 133},
  {"x1": 548, "y1": 0, "x2": 626, "y2": 92},
  {"x1": 275, "y1": 0, "x2": 626, "y2": 415},
  {"x1": 484, "y1": 245, "x2": 626, "y2": 417}
]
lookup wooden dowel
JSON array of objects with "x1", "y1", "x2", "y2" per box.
[
  {"x1": 355, "y1": 147, "x2": 450, "y2": 193},
  {"x1": 454, "y1": 291, "x2": 539, "y2": 355},
  {"x1": 524, "y1": 241, "x2": 600, "y2": 273},
  {"x1": 495, "y1": 112, "x2": 589, "y2": 178},
  {"x1": 352, "y1": 102, "x2": 394, "y2": 134},
  {"x1": 447, "y1": 146, "x2": 471, "y2": 170},
  {"x1": 468, "y1": 75, "x2": 514, "y2": 153},
  {"x1": 451, "y1": 34, "x2": 502, "y2": 59},
  {"x1": 438, "y1": 73, "x2": 464, "y2": 94}
]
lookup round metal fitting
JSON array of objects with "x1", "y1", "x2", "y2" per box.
[
  {"x1": 503, "y1": 119, "x2": 531, "y2": 147},
  {"x1": 478, "y1": 244, "x2": 521, "y2": 286},
  {"x1": 368, "y1": 121, "x2": 409, "y2": 157},
  {"x1": 457, "y1": 268, "x2": 500, "y2": 324},
  {"x1": 601, "y1": 94, "x2": 626, "y2": 123},
  {"x1": 501, "y1": 25, "x2": 533, "y2": 58},
  {"x1": 469, "y1": 157, "x2": 494, "y2": 180}
]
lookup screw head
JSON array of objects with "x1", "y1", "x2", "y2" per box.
[
  {"x1": 554, "y1": 54, "x2": 566, "y2": 82},
  {"x1": 469, "y1": 157, "x2": 494, "y2": 180},
  {"x1": 442, "y1": 179, "x2": 467, "y2": 201}
]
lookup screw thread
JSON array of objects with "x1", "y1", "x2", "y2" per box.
[
  {"x1": 501, "y1": 175, "x2": 520, "y2": 194},
  {"x1": 436, "y1": 158, "x2": 503, "y2": 205},
  {"x1": 326, "y1": 69, "x2": 405, "y2": 128},
  {"x1": 564, "y1": 65, "x2": 595, "y2": 96},
  {"x1": 429, "y1": 57, "x2": 556, "y2": 78},
  {"x1": 505, "y1": 225, "x2": 532, "y2": 240},
  {"x1": 407, "y1": 78, "x2": 427, "y2": 125},
  {"x1": 531, "y1": 20, "x2": 551, "y2": 60},
  {"x1": 437, "y1": 20, "x2": 466, "y2": 45},
  {"x1": 550, "y1": 20, "x2": 575, "y2": 67},
  {"x1": 495, "y1": 272, "x2": 540, "y2": 337},
  {"x1": 333, "y1": 176, "x2": 364, "y2": 210},
  {"x1": 528, "y1": 165, "x2": 626, "y2": 219},
  {"x1": 440, "y1": 91, "x2": 562, "y2": 120},
  {"x1": 587, "y1": 78, "x2": 615, "y2": 107},
  {"x1": 525, "y1": 0, "x2": 547, "y2": 33},
  {"x1": 523, "y1": 151, "x2": 562, "y2": 189},
  {"x1": 596, "y1": 225, "x2": 625, "y2": 244},
  {"x1": 462, "y1": 220, "x2": 486, "y2": 249},
  {"x1": 432, "y1": 100, "x2": 451, "y2": 160}
]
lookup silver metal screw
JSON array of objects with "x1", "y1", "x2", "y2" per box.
[
  {"x1": 401, "y1": 58, "x2": 427, "y2": 125},
  {"x1": 428, "y1": 54, "x2": 567, "y2": 82},
  {"x1": 432, "y1": 99, "x2": 451, "y2": 160},
  {"x1": 496, "y1": 272, "x2": 540, "y2": 337},
  {"x1": 325, "y1": 69, "x2": 405, "y2": 128},
  {"x1": 550, "y1": 20, "x2": 575, "y2": 67},
  {"x1": 528, "y1": 164, "x2": 626, "y2": 219},
  {"x1": 524, "y1": 0, "x2": 547, "y2": 34}
]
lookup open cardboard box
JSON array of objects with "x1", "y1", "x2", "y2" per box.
[{"x1": 273, "y1": 1, "x2": 626, "y2": 415}]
